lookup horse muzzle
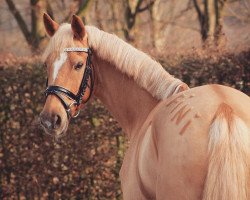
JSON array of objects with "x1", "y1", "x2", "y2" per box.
[{"x1": 40, "y1": 110, "x2": 68, "y2": 137}]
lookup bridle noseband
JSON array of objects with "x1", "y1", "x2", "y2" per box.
[{"x1": 45, "y1": 47, "x2": 94, "y2": 119}]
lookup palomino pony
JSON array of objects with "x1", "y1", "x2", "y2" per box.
[{"x1": 40, "y1": 13, "x2": 250, "y2": 200}]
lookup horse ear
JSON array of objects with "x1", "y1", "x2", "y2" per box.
[
  {"x1": 43, "y1": 13, "x2": 59, "y2": 37},
  {"x1": 71, "y1": 15, "x2": 86, "y2": 40}
]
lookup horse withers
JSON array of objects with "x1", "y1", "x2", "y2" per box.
[{"x1": 40, "y1": 13, "x2": 250, "y2": 200}]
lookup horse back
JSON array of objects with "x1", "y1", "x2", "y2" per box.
[{"x1": 152, "y1": 84, "x2": 250, "y2": 135}]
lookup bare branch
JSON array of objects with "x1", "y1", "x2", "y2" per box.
[
  {"x1": 134, "y1": 0, "x2": 144, "y2": 14},
  {"x1": 61, "y1": 0, "x2": 92, "y2": 22},
  {"x1": 5, "y1": 0, "x2": 31, "y2": 44},
  {"x1": 155, "y1": 18, "x2": 200, "y2": 32},
  {"x1": 242, "y1": 0, "x2": 250, "y2": 10},
  {"x1": 94, "y1": 0, "x2": 103, "y2": 29},
  {"x1": 137, "y1": 1, "x2": 155, "y2": 12},
  {"x1": 174, "y1": 0, "x2": 193, "y2": 19},
  {"x1": 77, "y1": 0, "x2": 92, "y2": 17},
  {"x1": 46, "y1": 0, "x2": 54, "y2": 19},
  {"x1": 193, "y1": 0, "x2": 204, "y2": 20},
  {"x1": 225, "y1": 2, "x2": 250, "y2": 22}
]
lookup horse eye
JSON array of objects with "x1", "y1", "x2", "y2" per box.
[
  {"x1": 74, "y1": 62, "x2": 83, "y2": 70},
  {"x1": 43, "y1": 62, "x2": 47, "y2": 68}
]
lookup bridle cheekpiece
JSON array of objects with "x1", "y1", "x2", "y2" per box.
[{"x1": 45, "y1": 47, "x2": 93, "y2": 119}]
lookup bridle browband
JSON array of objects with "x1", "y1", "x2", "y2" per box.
[{"x1": 45, "y1": 47, "x2": 94, "y2": 119}]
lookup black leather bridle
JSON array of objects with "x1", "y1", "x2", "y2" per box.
[{"x1": 45, "y1": 47, "x2": 94, "y2": 119}]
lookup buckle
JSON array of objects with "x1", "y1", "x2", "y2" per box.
[
  {"x1": 72, "y1": 109, "x2": 80, "y2": 118},
  {"x1": 66, "y1": 102, "x2": 81, "y2": 118}
]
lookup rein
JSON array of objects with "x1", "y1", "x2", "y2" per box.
[{"x1": 45, "y1": 47, "x2": 94, "y2": 119}]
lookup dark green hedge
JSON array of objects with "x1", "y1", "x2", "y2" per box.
[{"x1": 164, "y1": 50, "x2": 250, "y2": 95}]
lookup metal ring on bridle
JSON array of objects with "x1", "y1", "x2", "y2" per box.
[{"x1": 66, "y1": 102, "x2": 80, "y2": 118}]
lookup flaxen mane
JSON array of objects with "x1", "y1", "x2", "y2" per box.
[{"x1": 43, "y1": 24, "x2": 185, "y2": 100}]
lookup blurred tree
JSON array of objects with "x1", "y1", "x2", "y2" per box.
[
  {"x1": 4, "y1": 0, "x2": 94, "y2": 51},
  {"x1": 61, "y1": 0, "x2": 93, "y2": 22},
  {"x1": 77, "y1": 0, "x2": 93, "y2": 19},
  {"x1": 5, "y1": 0, "x2": 51, "y2": 51},
  {"x1": 193, "y1": 0, "x2": 227, "y2": 47},
  {"x1": 109, "y1": 0, "x2": 155, "y2": 41},
  {"x1": 123, "y1": 0, "x2": 155, "y2": 41}
]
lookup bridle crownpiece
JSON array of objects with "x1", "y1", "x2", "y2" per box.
[{"x1": 64, "y1": 47, "x2": 90, "y2": 52}]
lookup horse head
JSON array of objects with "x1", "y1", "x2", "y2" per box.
[{"x1": 40, "y1": 13, "x2": 93, "y2": 138}]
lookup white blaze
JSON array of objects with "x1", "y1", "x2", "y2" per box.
[{"x1": 53, "y1": 52, "x2": 68, "y2": 82}]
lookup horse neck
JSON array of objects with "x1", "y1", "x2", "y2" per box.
[{"x1": 93, "y1": 55, "x2": 159, "y2": 140}]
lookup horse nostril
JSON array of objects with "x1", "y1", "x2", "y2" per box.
[
  {"x1": 53, "y1": 114, "x2": 62, "y2": 129},
  {"x1": 40, "y1": 112, "x2": 52, "y2": 130},
  {"x1": 40, "y1": 112, "x2": 62, "y2": 130}
]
